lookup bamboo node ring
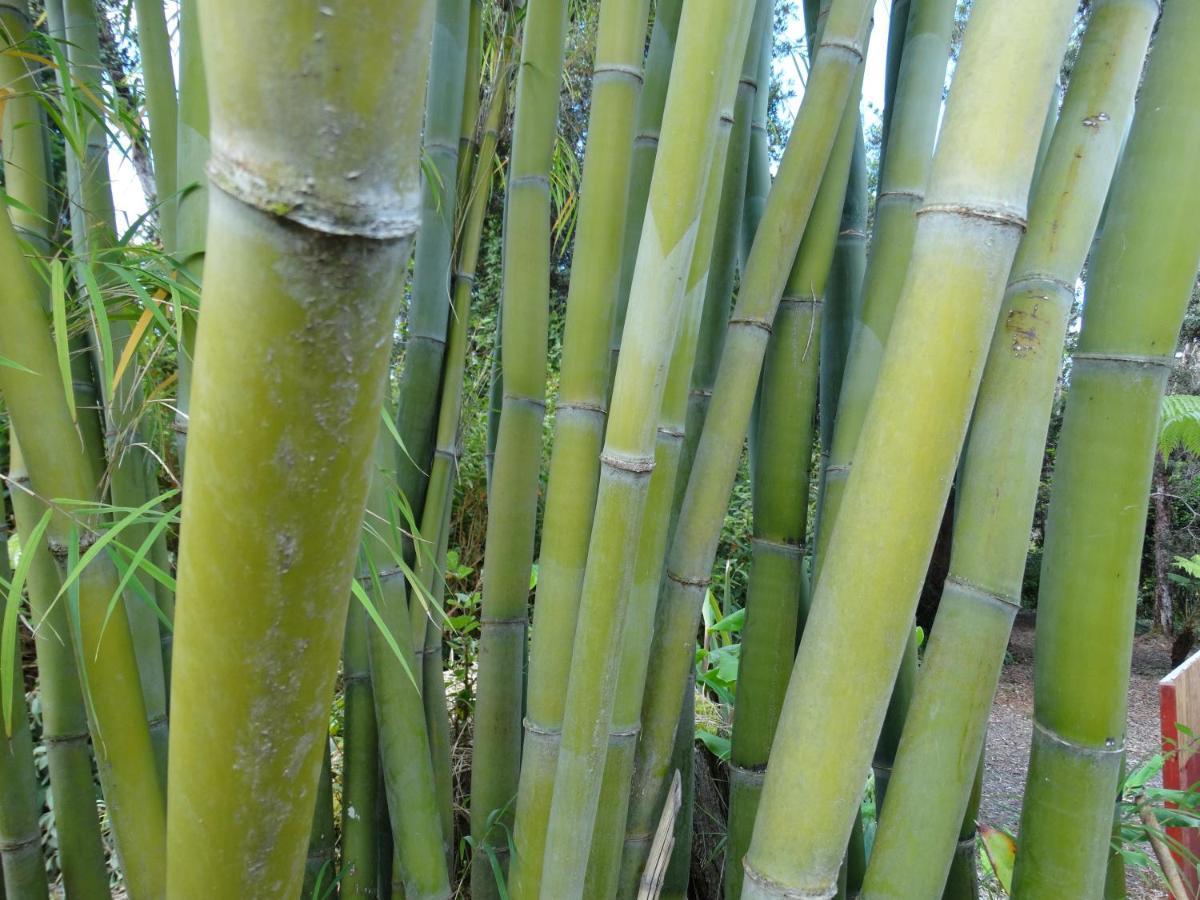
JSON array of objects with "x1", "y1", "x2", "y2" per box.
[
  {"x1": 666, "y1": 569, "x2": 710, "y2": 589},
  {"x1": 1071, "y1": 351, "x2": 1175, "y2": 371},
  {"x1": 817, "y1": 37, "x2": 865, "y2": 64},
  {"x1": 1033, "y1": 720, "x2": 1124, "y2": 758},
  {"x1": 593, "y1": 63, "x2": 644, "y2": 85},
  {"x1": 0, "y1": 832, "x2": 42, "y2": 853},
  {"x1": 917, "y1": 202, "x2": 1027, "y2": 231},
  {"x1": 42, "y1": 729, "x2": 91, "y2": 747},
  {"x1": 600, "y1": 451, "x2": 656, "y2": 474},
  {"x1": 742, "y1": 860, "x2": 838, "y2": 899},
  {"x1": 556, "y1": 400, "x2": 608, "y2": 415},
  {"x1": 944, "y1": 575, "x2": 1019, "y2": 610},
  {"x1": 729, "y1": 316, "x2": 772, "y2": 335},
  {"x1": 523, "y1": 718, "x2": 561, "y2": 737}
]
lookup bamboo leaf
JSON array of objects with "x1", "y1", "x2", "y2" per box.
[
  {"x1": 980, "y1": 826, "x2": 1017, "y2": 894},
  {"x1": 111, "y1": 306, "x2": 154, "y2": 394},
  {"x1": 0, "y1": 354, "x2": 36, "y2": 374},
  {"x1": 349, "y1": 578, "x2": 416, "y2": 689},
  {"x1": 2, "y1": 509, "x2": 52, "y2": 737}
]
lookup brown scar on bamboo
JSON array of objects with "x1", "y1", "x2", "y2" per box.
[{"x1": 1081, "y1": 112, "x2": 1110, "y2": 129}]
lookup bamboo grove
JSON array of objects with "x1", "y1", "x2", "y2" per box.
[{"x1": 0, "y1": 0, "x2": 1197, "y2": 897}]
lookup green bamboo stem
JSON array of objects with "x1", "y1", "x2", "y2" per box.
[
  {"x1": 624, "y1": 0, "x2": 871, "y2": 875},
  {"x1": 411, "y1": 45, "x2": 515, "y2": 861},
  {"x1": 8, "y1": 437, "x2": 109, "y2": 899},
  {"x1": 0, "y1": 517, "x2": 49, "y2": 900},
  {"x1": 607, "y1": 0, "x2": 683, "y2": 383},
  {"x1": 940, "y1": 753, "x2": 983, "y2": 900},
  {"x1": 504, "y1": 0, "x2": 656, "y2": 891},
  {"x1": 876, "y1": 0, "x2": 911, "y2": 180},
  {"x1": 581, "y1": 7, "x2": 769, "y2": 894},
  {"x1": 0, "y1": 0, "x2": 49, "y2": 248},
  {"x1": 395, "y1": 0, "x2": 471, "y2": 532},
  {"x1": 362, "y1": 428, "x2": 452, "y2": 900},
  {"x1": 469, "y1": 0, "x2": 571, "y2": 887},
  {"x1": 1011, "y1": 1, "x2": 1200, "y2": 893},
  {"x1": 739, "y1": 0, "x2": 1077, "y2": 894},
  {"x1": 342, "y1": 598, "x2": 381, "y2": 897},
  {"x1": 738, "y1": 19, "x2": 771, "y2": 274},
  {"x1": 813, "y1": 0, "x2": 956, "y2": 570},
  {"x1": 453, "y1": 0, "x2": 483, "y2": 205},
  {"x1": 133, "y1": 0, "x2": 177, "y2": 246},
  {"x1": 659, "y1": 672, "x2": 695, "y2": 900},
  {"x1": 857, "y1": 3, "x2": 1154, "y2": 895},
  {"x1": 674, "y1": 0, "x2": 771, "y2": 521},
  {"x1": 304, "y1": 738, "x2": 336, "y2": 896},
  {"x1": 725, "y1": 67, "x2": 862, "y2": 899},
  {"x1": 0, "y1": 196, "x2": 166, "y2": 899},
  {"x1": 164, "y1": 1, "x2": 435, "y2": 894},
  {"x1": 172, "y1": 0, "x2": 209, "y2": 472},
  {"x1": 533, "y1": 3, "x2": 753, "y2": 895}
]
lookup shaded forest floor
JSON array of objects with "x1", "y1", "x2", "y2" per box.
[{"x1": 981, "y1": 613, "x2": 1174, "y2": 899}]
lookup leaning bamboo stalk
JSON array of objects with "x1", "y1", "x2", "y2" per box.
[
  {"x1": 583, "y1": 7, "x2": 770, "y2": 894},
  {"x1": 133, "y1": 0, "x2": 178, "y2": 246},
  {"x1": 8, "y1": 437, "x2": 110, "y2": 899},
  {"x1": 395, "y1": 0, "x2": 471, "y2": 528},
  {"x1": 164, "y1": 1, "x2": 436, "y2": 894},
  {"x1": 607, "y1": 0, "x2": 683, "y2": 383},
  {"x1": 534, "y1": 3, "x2": 753, "y2": 895},
  {"x1": 624, "y1": 0, "x2": 872, "y2": 871},
  {"x1": 0, "y1": 198, "x2": 166, "y2": 899},
  {"x1": 1011, "y1": 1, "x2": 1200, "y2": 894},
  {"x1": 504, "y1": 0, "x2": 655, "y2": 891},
  {"x1": 725, "y1": 66, "x2": 862, "y2": 898},
  {"x1": 0, "y1": 517, "x2": 49, "y2": 900},
  {"x1": 739, "y1": 0, "x2": 1077, "y2": 894},
  {"x1": 857, "y1": 3, "x2": 1155, "y2": 895},
  {"x1": 469, "y1": 0, "x2": 571, "y2": 886}
]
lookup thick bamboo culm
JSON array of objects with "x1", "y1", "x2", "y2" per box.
[
  {"x1": 624, "y1": 0, "x2": 872, "y2": 879},
  {"x1": 469, "y1": 0, "x2": 570, "y2": 887},
  {"x1": 164, "y1": 1, "x2": 436, "y2": 895},
  {"x1": 505, "y1": 0, "x2": 653, "y2": 890},
  {"x1": 535, "y1": 3, "x2": 754, "y2": 895},
  {"x1": 1012, "y1": 1, "x2": 1200, "y2": 894},
  {"x1": 739, "y1": 0, "x2": 1079, "y2": 895},
  {"x1": 859, "y1": 1, "x2": 1156, "y2": 896}
]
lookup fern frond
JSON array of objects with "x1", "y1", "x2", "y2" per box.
[{"x1": 1160, "y1": 394, "x2": 1200, "y2": 456}]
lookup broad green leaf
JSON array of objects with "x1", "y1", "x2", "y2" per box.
[{"x1": 980, "y1": 825, "x2": 1016, "y2": 894}]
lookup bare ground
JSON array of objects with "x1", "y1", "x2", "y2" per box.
[{"x1": 982, "y1": 613, "x2": 1175, "y2": 899}]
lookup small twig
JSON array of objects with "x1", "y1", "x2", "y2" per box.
[{"x1": 1137, "y1": 793, "x2": 1195, "y2": 900}]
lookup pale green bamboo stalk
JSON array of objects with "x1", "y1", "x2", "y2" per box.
[
  {"x1": 625, "y1": 0, "x2": 872, "y2": 873},
  {"x1": 739, "y1": 0, "x2": 1078, "y2": 894},
  {"x1": 0, "y1": 516, "x2": 48, "y2": 900},
  {"x1": 1012, "y1": 1, "x2": 1200, "y2": 893},
  {"x1": 8, "y1": 437, "x2": 110, "y2": 899},
  {"x1": 814, "y1": 0, "x2": 957, "y2": 569},
  {"x1": 172, "y1": 0, "x2": 208, "y2": 472},
  {"x1": 395, "y1": 0, "x2": 471, "y2": 529},
  {"x1": 725, "y1": 65, "x2": 862, "y2": 898},
  {"x1": 133, "y1": 0, "x2": 177, "y2": 246},
  {"x1": 469, "y1": 0, "x2": 571, "y2": 887},
  {"x1": 342, "y1": 597, "x2": 380, "y2": 897},
  {"x1": 453, "y1": 0, "x2": 483, "y2": 203},
  {"x1": 607, "y1": 0, "x2": 683, "y2": 382},
  {"x1": 362, "y1": 427, "x2": 452, "y2": 899},
  {"x1": 583, "y1": 7, "x2": 769, "y2": 894},
  {"x1": 0, "y1": 0, "x2": 48, "y2": 248},
  {"x1": 0, "y1": 197, "x2": 166, "y2": 900},
  {"x1": 504, "y1": 0, "x2": 655, "y2": 891},
  {"x1": 858, "y1": 4, "x2": 1154, "y2": 895},
  {"x1": 738, "y1": 19, "x2": 771, "y2": 273},
  {"x1": 164, "y1": 1, "x2": 435, "y2": 894},
  {"x1": 304, "y1": 739, "x2": 336, "y2": 896},
  {"x1": 534, "y1": 4, "x2": 754, "y2": 895}
]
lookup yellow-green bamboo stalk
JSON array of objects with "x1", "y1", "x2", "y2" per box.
[
  {"x1": 172, "y1": 0, "x2": 208, "y2": 471},
  {"x1": 535, "y1": 3, "x2": 754, "y2": 895},
  {"x1": 133, "y1": 0, "x2": 177, "y2": 246},
  {"x1": 739, "y1": 0, "x2": 1078, "y2": 895},
  {"x1": 470, "y1": 0, "x2": 571, "y2": 887},
  {"x1": 8, "y1": 436, "x2": 110, "y2": 899},
  {"x1": 725, "y1": 66, "x2": 862, "y2": 898},
  {"x1": 625, "y1": 0, "x2": 872, "y2": 874},
  {"x1": 858, "y1": 3, "x2": 1155, "y2": 895},
  {"x1": 583, "y1": 6, "x2": 769, "y2": 895},
  {"x1": 1012, "y1": 1, "x2": 1200, "y2": 893},
  {"x1": 607, "y1": 0, "x2": 683, "y2": 382},
  {"x1": 164, "y1": 1, "x2": 436, "y2": 894},
  {"x1": 0, "y1": 203, "x2": 165, "y2": 899},
  {"x1": 0, "y1": 515, "x2": 48, "y2": 900},
  {"x1": 504, "y1": 0, "x2": 654, "y2": 892}
]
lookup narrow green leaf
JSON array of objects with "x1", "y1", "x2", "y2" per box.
[{"x1": 2, "y1": 509, "x2": 53, "y2": 736}]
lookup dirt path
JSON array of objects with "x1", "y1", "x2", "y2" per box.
[{"x1": 981, "y1": 613, "x2": 1174, "y2": 899}]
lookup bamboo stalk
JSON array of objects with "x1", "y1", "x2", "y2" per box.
[
  {"x1": 469, "y1": 0, "x2": 571, "y2": 887},
  {"x1": 304, "y1": 738, "x2": 336, "y2": 895},
  {"x1": 739, "y1": 0, "x2": 1078, "y2": 894},
  {"x1": 534, "y1": 3, "x2": 754, "y2": 895},
  {"x1": 342, "y1": 598, "x2": 380, "y2": 897},
  {"x1": 1011, "y1": 1, "x2": 1200, "y2": 893},
  {"x1": 857, "y1": 2, "x2": 1155, "y2": 895},
  {"x1": 164, "y1": 1, "x2": 435, "y2": 894},
  {"x1": 133, "y1": 0, "x2": 177, "y2": 246},
  {"x1": 0, "y1": 516, "x2": 48, "y2": 900},
  {"x1": 725, "y1": 62, "x2": 863, "y2": 899},
  {"x1": 504, "y1": 0, "x2": 655, "y2": 891},
  {"x1": 624, "y1": 0, "x2": 872, "y2": 876}
]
